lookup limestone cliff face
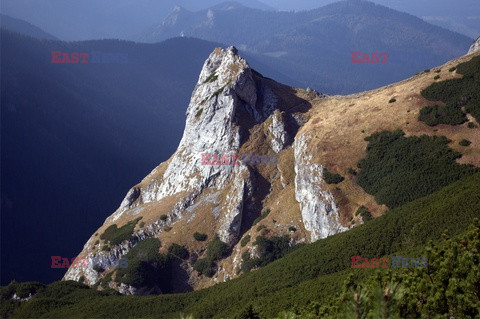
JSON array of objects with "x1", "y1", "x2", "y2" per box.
[
  {"x1": 64, "y1": 46, "x2": 349, "y2": 293},
  {"x1": 468, "y1": 36, "x2": 480, "y2": 54}
]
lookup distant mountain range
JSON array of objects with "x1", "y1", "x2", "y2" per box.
[
  {"x1": 2, "y1": 0, "x2": 477, "y2": 40},
  {"x1": 0, "y1": 14, "x2": 58, "y2": 40},
  {"x1": 0, "y1": 0, "x2": 274, "y2": 41},
  {"x1": 138, "y1": 0, "x2": 473, "y2": 94},
  {"x1": 260, "y1": 0, "x2": 480, "y2": 38}
]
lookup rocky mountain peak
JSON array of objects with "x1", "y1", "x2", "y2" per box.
[
  {"x1": 64, "y1": 46, "x2": 348, "y2": 293},
  {"x1": 468, "y1": 36, "x2": 480, "y2": 54}
]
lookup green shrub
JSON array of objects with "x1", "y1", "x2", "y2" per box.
[
  {"x1": 160, "y1": 214, "x2": 168, "y2": 221},
  {"x1": 206, "y1": 236, "x2": 229, "y2": 261},
  {"x1": 388, "y1": 98, "x2": 396, "y2": 103},
  {"x1": 168, "y1": 243, "x2": 189, "y2": 260},
  {"x1": 435, "y1": 69, "x2": 441, "y2": 73},
  {"x1": 421, "y1": 56, "x2": 480, "y2": 123},
  {"x1": 449, "y1": 66, "x2": 456, "y2": 72},
  {"x1": 195, "y1": 108, "x2": 203, "y2": 118},
  {"x1": 115, "y1": 238, "x2": 170, "y2": 288},
  {"x1": 288, "y1": 226, "x2": 297, "y2": 232},
  {"x1": 323, "y1": 168, "x2": 344, "y2": 184},
  {"x1": 100, "y1": 217, "x2": 142, "y2": 246},
  {"x1": 193, "y1": 258, "x2": 214, "y2": 277},
  {"x1": 418, "y1": 104, "x2": 466, "y2": 126},
  {"x1": 139, "y1": 222, "x2": 145, "y2": 228},
  {"x1": 467, "y1": 122, "x2": 476, "y2": 128},
  {"x1": 252, "y1": 209, "x2": 270, "y2": 226},
  {"x1": 423, "y1": 69, "x2": 430, "y2": 73},
  {"x1": 193, "y1": 232, "x2": 208, "y2": 241},
  {"x1": 241, "y1": 235, "x2": 251, "y2": 247},
  {"x1": 459, "y1": 139, "x2": 471, "y2": 146},
  {"x1": 211, "y1": 86, "x2": 226, "y2": 99},
  {"x1": 357, "y1": 130, "x2": 477, "y2": 208},
  {"x1": 164, "y1": 226, "x2": 172, "y2": 232},
  {"x1": 355, "y1": 206, "x2": 372, "y2": 222},
  {"x1": 241, "y1": 235, "x2": 294, "y2": 273},
  {"x1": 203, "y1": 73, "x2": 218, "y2": 83},
  {"x1": 434, "y1": 75, "x2": 440, "y2": 80},
  {"x1": 256, "y1": 225, "x2": 266, "y2": 232}
]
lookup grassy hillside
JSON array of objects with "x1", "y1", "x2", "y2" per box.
[{"x1": 3, "y1": 172, "x2": 479, "y2": 318}]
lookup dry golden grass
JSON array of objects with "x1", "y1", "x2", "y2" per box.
[{"x1": 299, "y1": 52, "x2": 480, "y2": 222}]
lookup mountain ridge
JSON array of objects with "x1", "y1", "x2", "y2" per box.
[
  {"x1": 138, "y1": 0, "x2": 473, "y2": 94},
  {"x1": 64, "y1": 45, "x2": 480, "y2": 294}
]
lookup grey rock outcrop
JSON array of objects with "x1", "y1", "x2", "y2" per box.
[{"x1": 468, "y1": 36, "x2": 480, "y2": 54}]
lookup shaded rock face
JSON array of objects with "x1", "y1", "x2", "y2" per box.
[
  {"x1": 64, "y1": 46, "x2": 348, "y2": 293},
  {"x1": 468, "y1": 36, "x2": 480, "y2": 54}
]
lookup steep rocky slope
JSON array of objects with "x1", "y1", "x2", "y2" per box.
[
  {"x1": 64, "y1": 47, "x2": 480, "y2": 294},
  {"x1": 469, "y1": 35, "x2": 480, "y2": 53}
]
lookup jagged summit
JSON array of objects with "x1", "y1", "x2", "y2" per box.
[
  {"x1": 64, "y1": 46, "x2": 347, "y2": 293},
  {"x1": 64, "y1": 47, "x2": 480, "y2": 295},
  {"x1": 67, "y1": 47, "x2": 480, "y2": 295}
]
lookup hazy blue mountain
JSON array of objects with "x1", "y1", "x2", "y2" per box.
[
  {"x1": 0, "y1": 0, "x2": 273, "y2": 41},
  {"x1": 138, "y1": 0, "x2": 472, "y2": 94},
  {"x1": 0, "y1": 31, "x2": 214, "y2": 285},
  {"x1": 0, "y1": 14, "x2": 58, "y2": 40},
  {"x1": 261, "y1": 0, "x2": 480, "y2": 38}
]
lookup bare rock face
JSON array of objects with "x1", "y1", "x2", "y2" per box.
[
  {"x1": 468, "y1": 36, "x2": 480, "y2": 54},
  {"x1": 64, "y1": 46, "x2": 348, "y2": 292},
  {"x1": 294, "y1": 134, "x2": 348, "y2": 241}
]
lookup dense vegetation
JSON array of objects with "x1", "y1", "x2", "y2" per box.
[
  {"x1": 168, "y1": 243, "x2": 189, "y2": 260},
  {"x1": 419, "y1": 55, "x2": 480, "y2": 125},
  {"x1": 4, "y1": 173, "x2": 479, "y2": 318},
  {"x1": 418, "y1": 104, "x2": 466, "y2": 126},
  {"x1": 241, "y1": 235, "x2": 298, "y2": 273},
  {"x1": 291, "y1": 221, "x2": 480, "y2": 318},
  {"x1": 240, "y1": 235, "x2": 251, "y2": 247},
  {"x1": 193, "y1": 236, "x2": 230, "y2": 278},
  {"x1": 100, "y1": 217, "x2": 142, "y2": 246},
  {"x1": 112, "y1": 238, "x2": 167, "y2": 288},
  {"x1": 357, "y1": 130, "x2": 477, "y2": 208},
  {"x1": 355, "y1": 205, "x2": 372, "y2": 222}
]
